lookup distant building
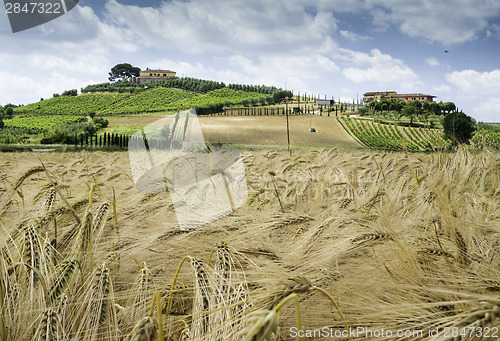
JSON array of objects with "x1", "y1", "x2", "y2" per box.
[
  {"x1": 316, "y1": 99, "x2": 335, "y2": 106},
  {"x1": 363, "y1": 91, "x2": 397, "y2": 103},
  {"x1": 132, "y1": 68, "x2": 176, "y2": 84},
  {"x1": 363, "y1": 91, "x2": 436, "y2": 103},
  {"x1": 385, "y1": 93, "x2": 436, "y2": 102}
]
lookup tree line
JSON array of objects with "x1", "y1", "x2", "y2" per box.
[{"x1": 367, "y1": 98, "x2": 457, "y2": 116}]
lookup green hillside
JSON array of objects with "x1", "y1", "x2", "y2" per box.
[
  {"x1": 13, "y1": 88, "x2": 270, "y2": 116},
  {"x1": 338, "y1": 116, "x2": 451, "y2": 151},
  {"x1": 14, "y1": 93, "x2": 132, "y2": 116},
  {"x1": 2, "y1": 80, "x2": 292, "y2": 145}
]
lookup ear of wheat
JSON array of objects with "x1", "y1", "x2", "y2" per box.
[
  {"x1": 129, "y1": 316, "x2": 158, "y2": 341},
  {"x1": 48, "y1": 259, "x2": 77, "y2": 304},
  {"x1": 128, "y1": 263, "x2": 152, "y2": 323},
  {"x1": 33, "y1": 308, "x2": 65, "y2": 341},
  {"x1": 190, "y1": 258, "x2": 214, "y2": 340},
  {"x1": 74, "y1": 262, "x2": 118, "y2": 341}
]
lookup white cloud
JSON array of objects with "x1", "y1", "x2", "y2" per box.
[
  {"x1": 366, "y1": 0, "x2": 500, "y2": 45},
  {"x1": 473, "y1": 97, "x2": 500, "y2": 122},
  {"x1": 486, "y1": 23, "x2": 500, "y2": 38},
  {"x1": 340, "y1": 49, "x2": 419, "y2": 88},
  {"x1": 445, "y1": 69, "x2": 500, "y2": 121},
  {"x1": 0, "y1": 70, "x2": 99, "y2": 105},
  {"x1": 432, "y1": 84, "x2": 451, "y2": 93},
  {"x1": 370, "y1": 8, "x2": 393, "y2": 32},
  {"x1": 426, "y1": 57, "x2": 440, "y2": 66},
  {"x1": 102, "y1": 0, "x2": 338, "y2": 54},
  {"x1": 446, "y1": 69, "x2": 500, "y2": 96},
  {"x1": 0, "y1": 72, "x2": 38, "y2": 105},
  {"x1": 340, "y1": 30, "x2": 372, "y2": 41},
  {"x1": 222, "y1": 53, "x2": 339, "y2": 90}
]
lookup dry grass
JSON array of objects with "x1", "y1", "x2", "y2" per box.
[
  {"x1": 0, "y1": 146, "x2": 499, "y2": 340},
  {"x1": 199, "y1": 115, "x2": 360, "y2": 148}
]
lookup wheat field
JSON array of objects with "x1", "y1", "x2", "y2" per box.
[{"x1": 0, "y1": 147, "x2": 499, "y2": 340}]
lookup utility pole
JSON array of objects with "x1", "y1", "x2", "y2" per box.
[{"x1": 285, "y1": 96, "x2": 291, "y2": 156}]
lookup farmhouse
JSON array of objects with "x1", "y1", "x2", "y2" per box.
[
  {"x1": 363, "y1": 91, "x2": 397, "y2": 103},
  {"x1": 316, "y1": 99, "x2": 335, "y2": 106},
  {"x1": 132, "y1": 68, "x2": 176, "y2": 84},
  {"x1": 363, "y1": 91, "x2": 436, "y2": 103},
  {"x1": 385, "y1": 93, "x2": 436, "y2": 102}
]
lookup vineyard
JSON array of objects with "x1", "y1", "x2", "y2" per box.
[
  {"x1": 14, "y1": 88, "x2": 274, "y2": 116},
  {"x1": 14, "y1": 93, "x2": 132, "y2": 116},
  {"x1": 3, "y1": 115, "x2": 86, "y2": 133},
  {"x1": 338, "y1": 116, "x2": 450, "y2": 151},
  {"x1": 471, "y1": 129, "x2": 500, "y2": 150}
]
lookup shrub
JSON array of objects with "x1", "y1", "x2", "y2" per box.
[
  {"x1": 443, "y1": 111, "x2": 475, "y2": 145},
  {"x1": 358, "y1": 107, "x2": 369, "y2": 116},
  {"x1": 41, "y1": 122, "x2": 97, "y2": 144},
  {"x1": 93, "y1": 117, "x2": 109, "y2": 128},
  {"x1": 6, "y1": 107, "x2": 13, "y2": 119}
]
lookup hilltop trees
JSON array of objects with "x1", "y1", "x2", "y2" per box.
[
  {"x1": 367, "y1": 99, "x2": 457, "y2": 119},
  {"x1": 61, "y1": 89, "x2": 78, "y2": 96},
  {"x1": 108, "y1": 63, "x2": 141, "y2": 82},
  {"x1": 401, "y1": 103, "x2": 417, "y2": 124},
  {"x1": 389, "y1": 99, "x2": 405, "y2": 113},
  {"x1": 5, "y1": 106, "x2": 13, "y2": 119}
]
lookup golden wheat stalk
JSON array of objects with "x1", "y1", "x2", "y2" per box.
[
  {"x1": 74, "y1": 262, "x2": 118, "y2": 341},
  {"x1": 48, "y1": 259, "x2": 77, "y2": 304},
  {"x1": 32, "y1": 308, "x2": 65, "y2": 341},
  {"x1": 129, "y1": 316, "x2": 157, "y2": 341}
]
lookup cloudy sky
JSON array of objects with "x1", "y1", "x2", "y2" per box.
[{"x1": 1, "y1": 0, "x2": 499, "y2": 122}]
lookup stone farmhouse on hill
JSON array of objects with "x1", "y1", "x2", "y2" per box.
[
  {"x1": 131, "y1": 68, "x2": 176, "y2": 84},
  {"x1": 363, "y1": 91, "x2": 436, "y2": 104}
]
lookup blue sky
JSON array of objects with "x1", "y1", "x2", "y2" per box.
[{"x1": 1, "y1": 0, "x2": 499, "y2": 122}]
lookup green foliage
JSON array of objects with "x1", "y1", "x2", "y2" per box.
[
  {"x1": 92, "y1": 117, "x2": 109, "y2": 128},
  {"x1": 358, "y1": 107, "x2": 369, "y2": 116},
  {"x1": 0, "y1": 129, "x2": 30, "y2": 143},
  {"x1": 401, "y1": 104, "x2": 417, "y2": 123},
  {"x1": 108, "y1": 63, "x2": 141, "y2": 82},
  {"x1": 61, "y1": 89, "x2": 78, "y2": 96},
  {"x1": 443, "y1": 111, "x2": 475, "y2": 145},
  {"x1": 389, "y1": 99, "x2": 404, "y2": 112},
  {"x1": 3, "y1": 115, "x2": 85, "y2": 133},
  {"x1": 40, "y1": 122, "x2": 97, "y2": 144},
  {"x1": 15, "y1": 87, "x2": 270, "y2": 116},
  {"x1": 6, "y1": 107, "x2": 13, "y2": 119},
  {"x1": 82, "y1": 79, "x2": 144, "y2": 93},
  {"x1": 476, "y1": 121, "x2": 500, "y2": 132},
  {"x1": 368, "y1": 100, "x2": 456, "y2": 117},
  {"x1": 98, "y1": 88, "x2": 199, "y2": 115},
  {"x1": 273, "y1": 90, "x2": 293, "y2": 103},
  {"x1": 0, "y1": 119, "x2": 3, "y2": 129},
  {"x1": 14, "y1": 93, "x2": 132, "y2": 116},
  {"x1": 470, "y1": 129, "x2": 500, "y2": 149},
  {"x1": 339, "y1": 117, "x2": 449, "y2": 151}
]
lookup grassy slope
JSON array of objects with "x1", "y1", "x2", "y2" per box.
[{"x1": 13, "y1": 87, "x2": 267, "y2": 116}]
